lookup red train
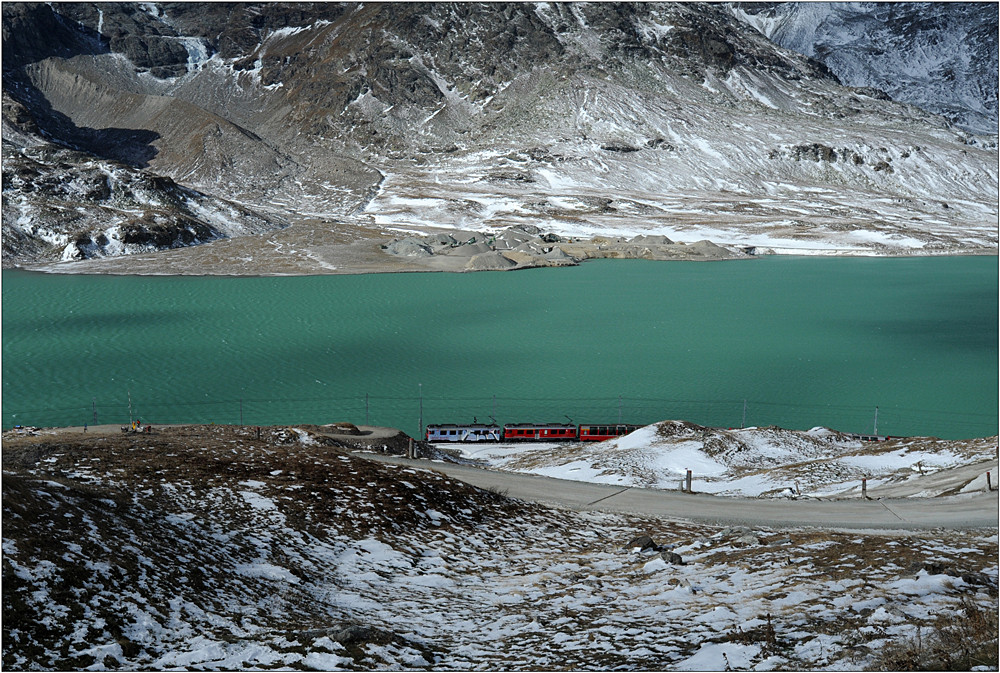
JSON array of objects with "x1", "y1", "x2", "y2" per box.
[{"x1": 425, "y1": 422, "x2": 642, "y2": 443}]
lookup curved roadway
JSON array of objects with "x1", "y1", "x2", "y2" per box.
[{"x1": 358, "y1": 453, "x2": 999, "y2": 530}]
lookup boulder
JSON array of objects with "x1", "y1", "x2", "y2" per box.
[
  {"x1": 509, "y1": 224, "x2": 541, "y2": 235},
  {"x1": 627, "y1": 534, "x2": 658, "y2": 552},
  {"x1": 298, "y1": 622, "x2": 398, "y2": 647},
  {"x1": 660, "y1": 550, "x2": 685, "y2": 565}
]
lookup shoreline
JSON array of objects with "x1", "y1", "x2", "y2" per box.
[{"x1": 4, "y1": 236, "x2": 997, "y2": 278}]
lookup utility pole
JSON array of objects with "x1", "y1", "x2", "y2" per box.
[
  {"x1": 873, "y1": 406, "x2": 879, "y2": 435},
  {"x1": 128, "y1": 390, "x2": 133, "y2": 426},
  {"x1": 418, "y1": 383, "x2": 423, "y2": 440},
  {"x1": 618, "y1": 395, "x2": 622, "y2": 424}
]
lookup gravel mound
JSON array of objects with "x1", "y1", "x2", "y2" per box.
[{"x1": 466, "y1": 251, "x2": 517, "y2": 270}]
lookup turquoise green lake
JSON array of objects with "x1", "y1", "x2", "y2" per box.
[{"x1": 2, "y1": 257, "x2": 997, "y2": 439}]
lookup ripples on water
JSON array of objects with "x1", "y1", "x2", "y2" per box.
[{"x1": 2, "y1": 257, "x2": 997, "y2": 439}]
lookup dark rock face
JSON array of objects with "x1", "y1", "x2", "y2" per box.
[
  {"x1": 732, "y1": 2, "x2": 999, "y2": 134},
  {"x1": 1, "y1": 3, "x2": 106, "y2": 69}
]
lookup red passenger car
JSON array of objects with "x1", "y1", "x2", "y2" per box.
[
  {"x1": 578, "y1": 424, "x2": 642, "y2": 442},
  {"x1": 502, "y1": 423, "x2": 578, "y2": 441}
]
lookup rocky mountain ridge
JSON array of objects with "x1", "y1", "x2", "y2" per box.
[
  {"x1": 2, "y1": 2, "x2": 997, "y2": 272},
  {"x1": 730, "y1": 2, "x2": 999, "y2": 135}
]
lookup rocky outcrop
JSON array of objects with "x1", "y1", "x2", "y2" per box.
[
  {"x1": 1, "y1": 133, "x2": 285, "y2": 265},
  {"x1": 731, "y1": 2, "x2": 999, "y2": 135},
  {"x1": 378, "y1": 227, "x2": 746, "y2": 271}
]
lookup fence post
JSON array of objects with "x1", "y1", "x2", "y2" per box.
[
  {"x1": 862, "y1": 478, "x2": 867, "y2": 499},
  {"x1": 408, "y1": 438, "x2": 414, "y2": 459},
  {"x1": 685, "y1": 469, "x2": 692, "y2": 493},
  {"x1": 987, "y1": 471, "x2": 992, "y2": 492}
]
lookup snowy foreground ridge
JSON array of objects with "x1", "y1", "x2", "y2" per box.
[{"x1": 2, "y1": 424, "x2": 997, "y2": 670}]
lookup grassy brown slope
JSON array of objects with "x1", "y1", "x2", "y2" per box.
[{"x1": 1, "y1": 425, "x2": 522, "y2": 669}]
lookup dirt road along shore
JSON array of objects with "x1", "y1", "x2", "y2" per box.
[{"x1": 356, "y1": 453, "x2": 999, "y2": 531}]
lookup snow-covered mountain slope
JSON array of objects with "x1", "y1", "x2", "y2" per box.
[
  {"x1": 2, "y1": 3, "x2": 997, "y2": 270},
  {"x1": 730, "y1": 2, "x2": 999, "y2": 136}
]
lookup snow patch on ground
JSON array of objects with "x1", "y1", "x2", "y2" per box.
[{"x1": 449, "y1": 422, "x2": 998, "y2": 498}]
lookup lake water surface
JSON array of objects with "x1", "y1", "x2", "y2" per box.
[{"x1": 3, "y1": 257, "x2": 996, "y2": 439}]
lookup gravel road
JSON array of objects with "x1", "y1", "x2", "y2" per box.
[{"x1": 358, "y1": 452, "x2": 999, "y2": 530}]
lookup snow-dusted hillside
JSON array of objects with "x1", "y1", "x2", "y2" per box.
[
  {"x1": 731, "y1": 2, "x2": 999, "y2": 135},
  {"x1": 2, "y1": 2, "x2": 997, "y2": 271},
  {"x1": 3, "y1": 424, "x2": 997, "y2": 670},
  {"x1": 453, "y1": 421, "x2": 999, "y2": 498}
]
